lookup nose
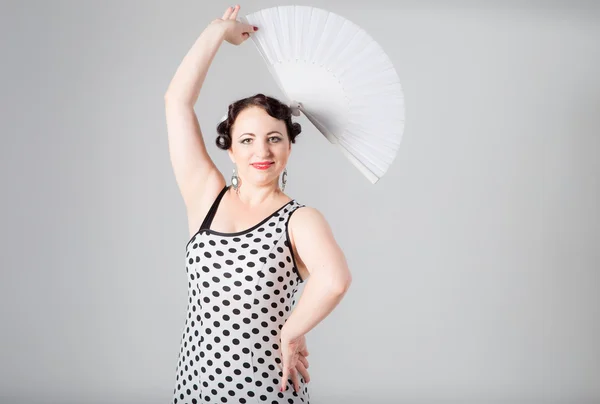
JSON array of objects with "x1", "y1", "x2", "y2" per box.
[{"x1": 255, "y1": 137, "x2": 273, "y2": 157}]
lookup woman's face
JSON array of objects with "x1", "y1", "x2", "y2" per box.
[{"x1": 228, "y1": 106, "x2": 291, "y2": 189}]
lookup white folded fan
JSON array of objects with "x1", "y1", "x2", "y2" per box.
[{"x1": 240, "y1": 5, "x2": 405, "y2": 184}]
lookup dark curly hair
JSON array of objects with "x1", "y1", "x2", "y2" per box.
[{"x1": 216, "y1": 93, "x2": 302, "y2": 150}]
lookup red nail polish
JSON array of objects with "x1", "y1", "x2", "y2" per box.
[{"x1": 253, "y1": 26, "x2": 258, "y2": 31}]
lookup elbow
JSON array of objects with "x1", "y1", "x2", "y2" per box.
[
  {"x1": 164, "y1": 92, "x2": 178, "y2": 103},
  {"x1": 164, "y1": 93, "x2": 177, "y2": 105},
  {"x1": 332, "y1": 276, "x2": 352, "y2": 295}
]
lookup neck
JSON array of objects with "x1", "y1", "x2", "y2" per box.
[{"x1": 231, "y1": 180, "x2": 283, "y2": 207}]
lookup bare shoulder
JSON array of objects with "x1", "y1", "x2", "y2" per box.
[
  {"x1": 288, "y1": 206, "x2": 352, "y2": 288},
  {"x1": 289, "y1": 206, "x2": 330, "y2": 233},
  {"x1": 288, "y1": 206, "x2": 335, "y2": 253}
]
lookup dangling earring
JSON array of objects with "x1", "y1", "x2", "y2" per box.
[
  {"x1": 231, "y1": 166, "x2": 240, "y2": 192},
  {"x1": 280, "y1": 167, "x2": 288, "y2": 192}
]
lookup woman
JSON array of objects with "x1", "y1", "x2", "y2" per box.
[{"x1": 164, "y1": 5, "x2": 352, "y2": 403}]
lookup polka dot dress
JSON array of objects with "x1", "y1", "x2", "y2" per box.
[{"x1": 172, "y1": 185, "x2": 310, "y2": 404}]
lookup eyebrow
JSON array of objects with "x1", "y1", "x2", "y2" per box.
[{"x1": 239, "y1": 131, "x2": 283, "y2": 138}]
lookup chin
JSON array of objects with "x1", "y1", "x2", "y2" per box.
[{"x1": 253, "y1": 174, "x2": 276, "y2": 182}]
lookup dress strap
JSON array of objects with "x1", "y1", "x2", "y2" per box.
[
  {"x1": 200, "y1": 184, "x2": 229, "y2": 231},
  {"x1": 283, "y1": 202, "x2": 307, "y2": 282}
]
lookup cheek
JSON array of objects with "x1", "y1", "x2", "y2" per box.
[
  {"x1": 274, "y1": 147, "x2": 290, "y2": 163},
  {"x1": 232, "y1": 145, "x2": 252, "y2": 159},
  {"x1": 275, "y1": 139, "x2": 290, "y2": 150}
]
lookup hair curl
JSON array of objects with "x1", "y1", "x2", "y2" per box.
[{"x1": 215, "y1": 93, "x2": 302, "y2": 150}]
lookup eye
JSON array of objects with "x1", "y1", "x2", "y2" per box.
[{"x1": 240, "y1": 137, "x2": 281, "y2": 144}]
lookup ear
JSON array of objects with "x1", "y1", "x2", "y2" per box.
[{"x1": 227, "y1": 148, "x2": 235, "y2": 164}]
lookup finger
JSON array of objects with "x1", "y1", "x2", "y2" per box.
[
  {"x1": 229, "y1": 4, "x2": 240, "y2": 20},
  {"x1": 298, "y1": 354, "x2": 309, "y2": 369},
  {"x1": 295, "y1": 360, "x2": 311, "y2": 384},
  {"x1": 290, "y1": 367, "x2": 300, "y2": 393},
  {"x1": 280, "y1": 366, "x2": 289, "y2": 392},
  {"x1": 300, "y1": 348, "x2": 309, "y2": 357},
  {"x1": 222, "y1": 6, "x2": 234, "y2": 20},
  {"x1": 277, "y1": 346, "x2": 285, "y2": 370}
]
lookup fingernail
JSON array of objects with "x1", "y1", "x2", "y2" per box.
[{"x1": 253, "y1": 26, "x2": 258, "y2": 31}]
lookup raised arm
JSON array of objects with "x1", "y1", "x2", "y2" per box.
[
  {"x1": 163, "y1": 21, "x2": 228, "y2": 213},
  {"x1": 164, "y1": 6, "x2": 256, "y2": 217}
]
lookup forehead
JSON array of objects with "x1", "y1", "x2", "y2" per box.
[{"x1": 233, "y1": 107, "x2": 283, "y2": 130}]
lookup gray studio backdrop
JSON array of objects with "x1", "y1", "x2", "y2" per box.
[{"x1": 1, "y1": 1, "x2": 598, "y2": 403}]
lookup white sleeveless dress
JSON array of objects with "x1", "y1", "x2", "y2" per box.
[{"x1": 171, "y1": 185, "x2": 310, "y2": 404}]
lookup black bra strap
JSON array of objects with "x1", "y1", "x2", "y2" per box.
[{"x1": 200, "y1": 185, "x2": 229, "y2": 231}]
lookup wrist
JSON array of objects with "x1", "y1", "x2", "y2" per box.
[
  {"x1": 205, "y1": 20, "x2": 227, "y2": 37},
  {"x1": 281, "y1": 327, "x2": 301, "y2": 342}
]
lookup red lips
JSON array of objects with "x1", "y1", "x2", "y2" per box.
[{"x1": 252, "y1": 162, "x2": 273, "y2": 170}]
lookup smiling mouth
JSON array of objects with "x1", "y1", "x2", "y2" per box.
[{"x1": 252, "y1": 162, "x2": 273, "y2": 169}]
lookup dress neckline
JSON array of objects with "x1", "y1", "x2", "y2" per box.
[
  {"x1": 186, "y1": 186, "x2": 295, "y2": 248},
  {"x1": 203, "y1": 198, "x2": 296, "y2": 237}
]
